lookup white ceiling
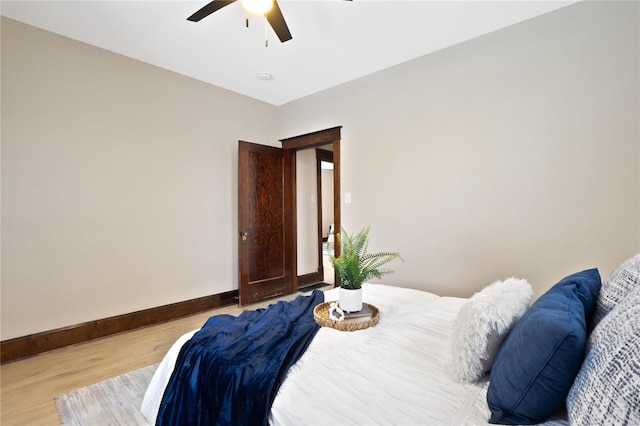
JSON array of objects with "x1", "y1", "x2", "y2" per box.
[{"x1": 1, "y1": 0, "x2": 577, "y2": 106}]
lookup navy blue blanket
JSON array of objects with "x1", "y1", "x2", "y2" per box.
[{"x1": 156, "y1": 290, "x2": 324, "y2": 426}]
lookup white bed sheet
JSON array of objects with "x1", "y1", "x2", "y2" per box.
[
  {"x1": 270, "y1": 284, "x2": 491, "y2": 425},
  {"x1": 141, "y1": 284, "x2": 494, "y2": 425}
]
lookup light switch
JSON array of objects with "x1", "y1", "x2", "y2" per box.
[{"x1": 345, "y1": 193, "x2": 352, "y2": 204}]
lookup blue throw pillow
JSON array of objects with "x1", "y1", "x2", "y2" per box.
[{"x1": 486, "y1": 268, "x2": 602, "y2": 424}]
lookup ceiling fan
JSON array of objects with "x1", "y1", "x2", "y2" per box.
[{"x1": 187, "y1": 0, "x2": 351, "y2": 44}]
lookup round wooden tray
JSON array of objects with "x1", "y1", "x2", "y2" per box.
[{"x1": 313, "y1": 302, "x2": 380, "y2": 332}]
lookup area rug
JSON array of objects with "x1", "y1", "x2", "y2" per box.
[{"x1": 55, "y1": 363, "x2": 158, "y2": 425}]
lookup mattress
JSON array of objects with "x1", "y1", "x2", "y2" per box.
[{"x1": 141, "y1": 283, "x2": 526, "y2": 424}]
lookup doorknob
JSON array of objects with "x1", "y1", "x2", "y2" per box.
[{"x1": 240, "y1": 231, "x2": 249, "y2": 243}]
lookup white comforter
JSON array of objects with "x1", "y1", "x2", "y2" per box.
[{"x1": 142, "y1": 283, "x2": 494, "y2": 425}]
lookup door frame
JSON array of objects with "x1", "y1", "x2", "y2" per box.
[{"x1": 280, "y1": 126, "x2": 342, "y2": 291}]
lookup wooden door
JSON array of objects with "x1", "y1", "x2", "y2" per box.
[{"x1": 238, "y1": 141, "x2": 293, "y2": 306}]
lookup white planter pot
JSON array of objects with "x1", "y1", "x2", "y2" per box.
[{"x1": 339, "y1": 287, "x2": 363, "y2": 312}]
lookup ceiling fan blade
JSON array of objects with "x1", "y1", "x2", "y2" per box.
[
  {"x1": 187, "y1": 0, "x2": 236, "y2": 22},
  {"x1": 266, "y1": 0, "x2": 292, "y2": 43}
]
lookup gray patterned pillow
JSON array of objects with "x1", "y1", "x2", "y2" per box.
[
  {"x1": 567, "y1": 285, "x2": 640, "y2": 425},
  {"x1": 591, "y1": 253, "x2": 640, "y2": 329}
]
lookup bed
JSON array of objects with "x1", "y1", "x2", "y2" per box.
[{"x1": 141, "y1": 254, "x2": 640, "y2": 426}]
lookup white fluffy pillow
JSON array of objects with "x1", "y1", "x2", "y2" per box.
[{"x1": 445, "y1": 278, "x2": 533, "y2": 384}]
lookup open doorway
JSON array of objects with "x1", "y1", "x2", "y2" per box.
[
  {"x1": 237, "y1": 127, "x2": 341, "y2": 306},
  {"x1": 296, "y1": 147, "x2": 335, "y2": 290}
]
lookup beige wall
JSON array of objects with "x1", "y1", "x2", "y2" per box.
[
  {"x1": 280, "y1": 1, "x2": 640, "y2": 299},
  {"x1": 2, "y1": 1, "x2": 639, "y2": 340},
  {"x1": 1, "y1": 18, "x2": 279, "y2": 339}
]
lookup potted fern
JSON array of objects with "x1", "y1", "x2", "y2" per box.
[{"x1": 329, "y1": 227, "x2": 403, "y2": 312}]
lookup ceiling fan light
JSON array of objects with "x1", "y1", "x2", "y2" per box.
[{"x1": 241, "y1": 0, "x2": 273, "y2": 15}]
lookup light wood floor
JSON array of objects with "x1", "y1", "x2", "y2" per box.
[{"x1": 0, "y1": 288, "x2": 328, "y2": 426}]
